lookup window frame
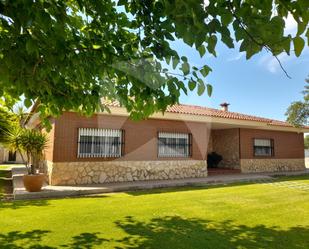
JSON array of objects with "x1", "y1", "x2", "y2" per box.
[
  {"x1": 157, "y1": 131, "x2": 192, "y2": 158},
  {"x1": 253, "y1": 138, "x2": 274, "y2": 157},
  {"x1": 77, "y1": 128, "x2": 125, "y2": 158}
]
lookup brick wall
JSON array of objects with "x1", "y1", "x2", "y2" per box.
[
  {"x1": 51, "y1": 112, "x2": 212, "y2": 162},
  {"x1": 239, "y1": 128, "x2": 305, "y2": 172},
  {"x1": 239, "y1": 129, "x2": 304, "y2": 159}
]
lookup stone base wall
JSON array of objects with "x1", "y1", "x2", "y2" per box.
[
  {"x1": 240, "y1": 158, "x2": 305, "y2": 173},
  {"x1": 48, "y1": 160, "x2": 208, "y2": 186}
]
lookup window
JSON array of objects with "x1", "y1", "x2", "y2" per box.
[
  {"x1": 78, "y1": 128, "x2": 123, "y2": 158},
  {"x1": 158, "y1": 132, "x2": 191, "y2": 157},
  {"x1": 253, "y1": 139, "x2": 274, "y2": 157}
]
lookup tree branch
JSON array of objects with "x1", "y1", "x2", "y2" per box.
[{"x1": 228, "y1": 2, "x2": 291, "y2": 79}]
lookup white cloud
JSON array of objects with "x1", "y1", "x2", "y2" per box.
[
  {"x1": 258, "y1": 53, "x2": 291, "y2": 74},
  {"x1": 258, "y1": 44, "x2": 309, "y2": 74},
  {"x1": 284, "y1": 14, "x2": 298, "y2": 36},
  {"x1": 227, "y1": 53, "x2": 245, "y2": 61}
]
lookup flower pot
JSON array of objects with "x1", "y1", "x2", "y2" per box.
[{"x1": 23, "y1": 174, "x2": 45, "y2": 192}]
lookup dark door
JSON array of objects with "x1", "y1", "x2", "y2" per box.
[{"x1": 8, "y1": 151, "x2": 16, "y2": 162}]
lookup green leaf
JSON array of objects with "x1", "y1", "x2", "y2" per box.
[
  {"x1": 240, "y1": 40, "x2": 260, "y2": 59},
  {"x1": 24, "y1": 99, "x2": 32, "y2": 108},
  {"x1": 207, "y1": 35, "x2": 217, "y2": 56},
  {"x1": 293, "y1": 37, "x2": 305, "y2": 57},
  {"x1": 165, "y1": 33, "x2": 175, "y2": 41},
  {"x1": 306, "y1": 28, "x2": 309, "y2": 46},
  {"x1": 181, "y1": 56, "x2": 188, "y2": 62},
  {"x1": 26, "y1": 39, "x2": 37, "y2": 54},
  {"x1": 118, "y1": 0, "x2": 127, "y2": 6},
  {"x1": 221, "y1": 12, "x2": 233, "y2": 26},
  {"x1": 206, "y1": 84, "x2": 213, "y2": 97},
  {"x1": 197, "y1": 79, "x2": 205, "y2": 96},
  {"x1": 172, "y1": 56, "x2": 179, "y2": 69},
  {"x1": 188, "y1": 80, "x2": 196, "y2": 91},
  {"x1": 198, "y1": 45, "x2": 206, "y2": 57},
  {"x1": 92, "y1": 45, "x2": 101, "y2": 49},
  {"x1": 282, "y1": 35, "x2": 291, "y2": 54},
  {"x1": 297, "y1": 21, "x2": 306, "y2": 36},
  {"x1": 177, "y1": 81, "x2": 187, "y2": 95},
  {"x1": 165, "y1": 55, "x2": 171, "y2": 65},
  {"x1": 233, "y1": 21, "x2": 246, "y2": 42},
  {"x1": 200, "y1": 65, "x2": 212, "y2": 77},
  {"x1": 221, "y1": 35, "x2": 234, "y2": 48},
  {"x1": 181, "y1": 62, "x2": 190, "y2": 75}
]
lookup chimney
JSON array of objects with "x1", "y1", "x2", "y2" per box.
[{"x1": 220, "y1": 102, "x2": 230, "y2": 112}]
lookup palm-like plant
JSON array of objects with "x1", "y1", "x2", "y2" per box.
[
  {"x1": 2, "y1": 127, "x2": 48, "y2": 174},
  {"x1": 0, "y1": 106, "x2": 19, "y2": 141},
  {"x1": 0, "y1": 105, "x2": 48, "y2": 174},
  {"x1": 19, "y1": 129, "x2": 48, "y2": 174}
]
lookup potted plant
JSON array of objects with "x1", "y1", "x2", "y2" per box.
[
  {"x1": 19, "y1": 129, "x2": 48, "y2": 192},
  {"x1": 0, "y1": 106, "x2": 48, "y2": 192}
]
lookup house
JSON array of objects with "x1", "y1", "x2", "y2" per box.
[
  {"x1": 26, "y1": 101, "x2": 308, "y2": 186},
  {"x1": 0, "y1": 146, "x2": 24, "y2": 164}
]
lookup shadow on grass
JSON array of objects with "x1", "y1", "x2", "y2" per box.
[
  {"x1": 0, "y1": 216, "x2": 308, "y2": 248},
  {"x1": 0, "y1": 194, "x2": 113, "y2": 209},
  {"x1": 0, "y1": 230, "x2": 109, "y2": 249},
  {"x1": 60, "y1": 232, "x2": 109, "y2": 248},
  {"x1": 0, "y1": 199, "x2": 49, "y2": 209},
  {"x1": 0, "y1": 230, "x2": 53, "y2": 249},
  {"x1": 114, "y1": 216, "x2": 309, "y2": 249}
]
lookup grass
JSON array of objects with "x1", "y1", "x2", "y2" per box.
[
  {"x1": 0, "y1": 175, "x2": 309, "y2": 249},
  {"x1": 0, "y1": 164, "x2": 24, "y2": 170}
]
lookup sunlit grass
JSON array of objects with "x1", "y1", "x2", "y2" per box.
[
  {"x1": 0, "y1": 164, "x2": 24, "y2": 170},
  {"x1": 0, "y1": 175, "x2": 308, "y2": 248}
]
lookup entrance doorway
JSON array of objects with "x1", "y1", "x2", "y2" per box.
[{"x1": 8, "y1": 151, "x2": 16, "y2": 162}]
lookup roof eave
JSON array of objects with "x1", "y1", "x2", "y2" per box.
[{"x1": 99, "y1": 106, "x2": 309, "y2": 133}]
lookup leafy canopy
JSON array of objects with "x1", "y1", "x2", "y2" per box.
[
  {"x1": 0, "y1": 105, "x2": 19, "y2": 141},
  {"x1": 0, "y1": 0, "x2": 308, "y2": 122},
  {"x1": 286, "y1": 77, "x2": 309, "y2": 127}
]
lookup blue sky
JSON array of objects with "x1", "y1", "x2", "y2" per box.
[{"x1": 173, "y1": 18, "x2": 309, "y2": 122}]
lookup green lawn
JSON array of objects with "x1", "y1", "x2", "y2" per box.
[
  {"x1": 1, "y1": 176, "x2": 309, "y2": 249},
  {"x1": 0, "y1": 164, "x2": 24, "y2": 170}
]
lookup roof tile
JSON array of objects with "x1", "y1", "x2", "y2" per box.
[{"x1": 101, "y1": 99, "x2": 298, "y2": 128}]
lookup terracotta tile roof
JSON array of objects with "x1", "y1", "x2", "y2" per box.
[{"x1": 101, "y1": 99, "x2": 297, "y2": 128}]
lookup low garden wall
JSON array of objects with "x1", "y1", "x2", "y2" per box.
[
  {"x1": 240, "y1": 158, "x2": 305, "y2": 173},
  {"x1": 47, "y1": 160, "x2": 208, "y2": 186}
]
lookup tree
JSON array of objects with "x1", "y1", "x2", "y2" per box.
[
  {"x1": 0, "y1": 1, "x2": 308, "y2": 124},
  {"x1": 286, "y1": 76, "x2": 309, "y2": 127}
]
